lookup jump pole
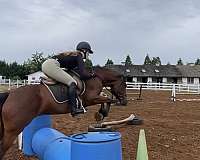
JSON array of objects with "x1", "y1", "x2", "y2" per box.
[{"x1": 136, "y1": 129, "x2": 148, "y2": 160}]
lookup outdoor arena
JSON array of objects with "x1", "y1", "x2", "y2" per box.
[{"x1": 1, "y1": 82, "x2": 200, "y2": 160}]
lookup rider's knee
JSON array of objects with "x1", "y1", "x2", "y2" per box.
[{"x1": 69, "y1": 81, "x2": 77, "y2": 86}]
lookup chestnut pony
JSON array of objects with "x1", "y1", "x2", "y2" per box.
[{"x1": 0, "y1": 66, "x2": 127, "y2": 159}]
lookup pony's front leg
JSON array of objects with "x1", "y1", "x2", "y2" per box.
[
  {"x1": 85, "y1": 95, "x2": 115, "y2": 106},
  {"x1": 94, "y1": 103, "x2": 111, "y2": 122},
  {"x1": 84, "y1": 95, "x2": 113, "y2": 121}
]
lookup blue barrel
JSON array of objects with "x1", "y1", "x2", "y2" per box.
[
  {"x1": 70, "y1": 132, "x2": 122, "y2": 160},
  {"x1": 22, "y1": 115, "x2": 52, "y2": 155},
  {"x1": 32, "y1": 128, "x2": 69, "y2": 160},
  {"x1": 43, "y1": 137, "x2": 71, "y2": 160}
]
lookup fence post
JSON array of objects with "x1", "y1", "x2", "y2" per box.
[
  {"x1": 17, "y1": 79, "x2": 19, "y2": 88},
  {"x1": 171, "y1": 84, "x2": 176, "y2": 102},
  {"x1": 8, "y1": 79, "x2": 11, "y2": 90}
]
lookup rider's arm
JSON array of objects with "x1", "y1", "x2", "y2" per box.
[{"x1": 76, "y1": 54, "x2": 94, "y2": 80}]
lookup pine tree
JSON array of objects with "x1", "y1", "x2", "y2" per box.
[
  {"x1": 105, "y1": 59, "x2": 114, "y2": 66},
  {"x1": 177, "y1": 58, "x2": 183, "y2": 65},
  {"x1": 195, "y1": 58, "x2": 200, "y2": 65},
  {"x1": 125, "y1": 55, "x2": 132, "y2": 65},
  {"x1": 144, "y1": 54, "x2": 151, "y2": 65},
  {"x1": 151, "y1": 57, "x2": 161, "y2": 66}
]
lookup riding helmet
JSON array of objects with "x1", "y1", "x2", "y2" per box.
[{"x1": 76, "y1": 41, "x2": 93, "y2": 54}]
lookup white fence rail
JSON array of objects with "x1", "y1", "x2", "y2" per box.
[
  {"x1": 126, "y1": 82, "x2": 200, "y2": 94},
  {"x1": 0, "y1": 79, "x2": 40, "y2": 90},
  {"x1": 1, "y1": 79, "x2": 200, "y2": 94}
]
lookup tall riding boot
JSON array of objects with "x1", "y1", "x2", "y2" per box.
[{"x1": 68, "y1": 82, "x2": 84, "y2": 117}]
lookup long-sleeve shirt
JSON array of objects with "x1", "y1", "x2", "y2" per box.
[{"x1": 54, "y1": 53, "x2": 93, "y2": 80}]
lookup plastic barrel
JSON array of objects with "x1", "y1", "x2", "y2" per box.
[
  {"x1": 70, "y1": 132, "x2": 122, "y2": 160},
  {"x1": 43, "y1": 137, "x2": 71, "y2": 160},
  {"x1": 32, "y1": 128, "x2": 68, "y2": 159},
  {"x1": 22, "y1": 115, "x2": 51, "y2": 155}
]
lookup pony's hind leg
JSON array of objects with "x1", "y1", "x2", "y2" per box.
[
  {"x1": 0, "y1": 114, "x2": 4, "y2": 159},
  {"x1": 0, "y1": 140, "x2": 3, "y2": 160},
  {"x1": 0, "y1": 130, "x2": 19, "y2": 159}
]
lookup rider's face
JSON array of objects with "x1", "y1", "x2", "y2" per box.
[{"x1": 81, "y1": 49, "x2": 90, "y2": 59}]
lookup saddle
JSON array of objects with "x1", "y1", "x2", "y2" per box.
[{"x1": 41, "y1": 70, "x2": 85, "y2": 104}]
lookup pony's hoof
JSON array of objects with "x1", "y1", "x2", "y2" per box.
[{"x1": 94, "y1": 112, "x2": 104, "y2": 122}]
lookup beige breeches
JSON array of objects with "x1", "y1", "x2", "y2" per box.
[{"x1": 42, "y1": 59, "x2": 77, "y2": 86}]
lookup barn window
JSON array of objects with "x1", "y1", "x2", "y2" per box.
[
  {"x1": 187, "y1": 78, "x2": 194, "y2": 84},
  {"x1": 141, "y1": 69, "x2": 146, "y2": 73},
  {"x1": 32, "y1": 77, "x2": 36, "y2": 80}
]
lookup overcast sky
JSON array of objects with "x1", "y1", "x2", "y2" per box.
[{"x1": 1, "y1": 0, "x2": 200, "y2": 65}]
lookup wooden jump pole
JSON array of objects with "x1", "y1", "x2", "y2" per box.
[
  {"x1": 100, "y1": 114, "x2": 135, "y2": 127},
  {"x1": 136, "y1": 129, "x2": 148, "y2": 160}
]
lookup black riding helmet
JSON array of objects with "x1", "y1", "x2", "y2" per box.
[{"x1": 76, "y1": 41, "x2": 93, "y2": 54}]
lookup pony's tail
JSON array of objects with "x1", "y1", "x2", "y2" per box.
[{"x1": 0, "y1": 92, "x2": 9, "y2": 139}]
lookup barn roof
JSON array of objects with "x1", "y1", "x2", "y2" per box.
[
  {"x1": 176, "y1": 65, "x2": 200, "y2": 77},
  {"x1": 106, "y1": 64, "x2": 200, "y2": 78}
]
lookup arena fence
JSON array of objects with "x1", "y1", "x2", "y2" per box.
[
  {"x1": 1, "y1": 79, "x2": 200, "y2": 94},
  {"x1": 126, "y1": 82, "x2": 200, "y2": 94},
  {"x1": 0, "y1": 79, "x2": 40, "y2": 90},
  {"x1": 171, "y1": 84, "x2": 200, "y2": 102}
]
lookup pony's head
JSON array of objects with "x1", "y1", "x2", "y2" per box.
[
  {"x1": 94, "y1": 66, "x2": 128, "y2": 105},
  {"x1": 110, "y1": 75, "x2": 127, "y2": 105}
]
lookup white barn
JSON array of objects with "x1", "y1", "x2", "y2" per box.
[
  {"x1": 27, "y1": 71, "x2": 45, "y2": 84},
  {"x1": 0, "y1": 75, "x2": 6, "y2": 83}
]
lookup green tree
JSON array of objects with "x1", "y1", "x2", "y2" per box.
[
  {"x1": 84, "y1": 59, "x2": 93, "y2": 71},
  {"x1": 151, "y1": 57, "x2": 161, "y2": 66},
  {"x1": 125, "y1": 55, "x2": 132, "y2": 65},
  {"x1": 0, "y1": 52, "x2": 48, "y2": 79},
  {"x1": 24, "y1": 52, "x2": 46, "y2": 73},
  {"x1": 105, "y1": 59, "x2": 114, "y2": 66},
  {"x1": 0, "y1": 60, "x2": 27, "y2": 79},
  {"x1": 0, "y1": 60, "x2": 9, "y2": 77},
  {"x1": 18, "y1": 63, "x2": 31, "y2": 79},
  {"x1": 31, "y1": 52, "x2": 46, "y2": 71},
  {"x1": 8, "y1": 62, "x2": 20, "y2": 79},
  {"x1": 195, "y1": 58, "x2": 200, "y2": 65},
  {"x1": 177, "y1": 58, "x2": 183, "y2": 65},
  {"x1": 144, "y1": 54, "x2": 151, "y2": 65}
]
